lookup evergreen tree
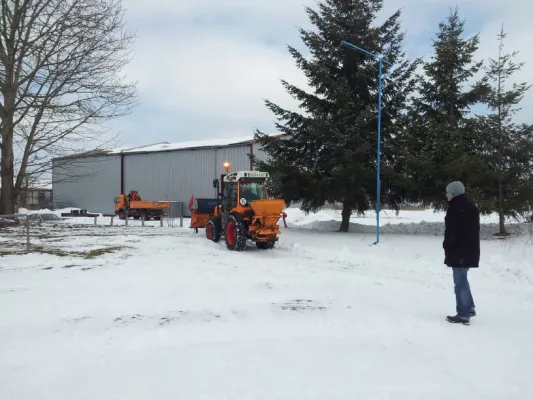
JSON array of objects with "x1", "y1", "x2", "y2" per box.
[
  {"x1": 402, "y1": 7, "x2": 490, "y2": 208},
  {"x1": 477, "y1": 26, "x2": 533, "y2": 234},
  {"x1": 253, "y1": 0, "x2": 419, "y2": 232}
]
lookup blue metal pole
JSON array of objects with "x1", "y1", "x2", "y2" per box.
[
  {"x1": 376, "y1": 57, "x2": 383, "y2": 244},
  {"x1": 339, "y1": 40, "x2": 388, "y2": 244},
  {"x1": 339, "y1": 41, "x2": 376, "y2": 58}
]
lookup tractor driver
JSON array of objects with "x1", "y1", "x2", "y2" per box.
[{"x1": 240, "y1": 182, "x2": 265, "y2": 203}]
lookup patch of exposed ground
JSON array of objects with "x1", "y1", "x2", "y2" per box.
[{"x1": 30, "y1": 245, "x2": 127, "y2": 259}]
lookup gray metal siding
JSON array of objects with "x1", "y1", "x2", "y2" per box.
[
  {"x1": 51, "y1": 142, "x2": 273, "y2": 217},
  {"x1": 215, "y1": 144, "x2": 253, "y2": 172},
  {"x1": 52, "y1": 155, "x2": 121, "y2": 213},
  {"x1": 251, "y1": 143, "x2": 271, "y2": 164},
  {"x1": 123, "y1": 144, "x2": 254, "y2": 217},
  {"x1": 123, "y1": 148, "x2": 216, "y2": 210}
]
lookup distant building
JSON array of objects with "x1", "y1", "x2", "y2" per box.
[
  {"x1": 51, "y1": 133, "x2": 283, "y2": 215},
  {"x1": 0, "y1": 180, "x2": 53, "y2": 211}
]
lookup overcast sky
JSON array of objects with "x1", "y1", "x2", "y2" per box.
[{"x1": 110, "y1": 0, "x2": 533, "y2": 148}]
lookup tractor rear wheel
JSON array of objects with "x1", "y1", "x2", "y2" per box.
[
  {"x1": 256, "y1": 241, "x2": 275, "y2": 250},
  {"x1": 225, "y1": 215, "x2": 247, "y2": 251},
  {"x1": 206, "y1": 220, "x2": 220, "y2": 242}
]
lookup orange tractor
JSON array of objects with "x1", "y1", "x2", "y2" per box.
[
  {"x1": 114, "y1": 190, "x2": 170, "y2": 220},
  {"x1": 189, "y1": 162, "x2": 287, "y2": 251}
]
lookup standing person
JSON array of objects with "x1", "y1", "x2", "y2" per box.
[{"x1": 443, "y1": 181, "x2": 480, "y2": 325}]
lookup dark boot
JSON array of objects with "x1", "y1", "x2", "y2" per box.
[{"x1": 446, "y1": 315, "x2": 470, "y2": 325}]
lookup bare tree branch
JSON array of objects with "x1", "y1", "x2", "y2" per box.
[{"x1": 0, "y1": 0, "x2": 137, "y2": 213}]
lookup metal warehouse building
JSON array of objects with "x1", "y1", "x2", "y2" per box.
[{"x1": 52, "y1": 134, "x2": 281, "y2": 216}]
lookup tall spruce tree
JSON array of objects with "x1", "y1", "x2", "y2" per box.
[
  {"x1": 478, "y1": 26, "x2": 533, "y2": 234},
  {"x1": 253, "y1": 0, "x2": 419, "y2": 232},
  {"x1": 402, "y1": 7, "x2": 490, "y2": 208}
]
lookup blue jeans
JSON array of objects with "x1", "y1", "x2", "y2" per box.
[{"x1": 452, "y1": 267, "x2": 475, "y2": 319}]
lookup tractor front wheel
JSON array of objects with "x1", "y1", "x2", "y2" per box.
[
  {"x1": 225, "y1": 215, "x2": 247, "y2": 251},
  {"x1": 206, "y1": 220, "x2": 220, "y2": 242}
]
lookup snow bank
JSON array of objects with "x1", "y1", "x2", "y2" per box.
[
  {"x1": 17, "y1": 207, "x2": 79, "y2": 215},
  {"x1": 286, "y1": 208, "x2": 529, "y2": 236},
  {"x1": 16, "y1": 206, "x2": 531, "y2": 237}
]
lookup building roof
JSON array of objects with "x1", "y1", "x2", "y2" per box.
[
  {"x1": 113, "y1": 132, "x2": 285, "y2": 154},
  {"x1": 52, "y1": 132, "x2": 286, "y2": 161}
]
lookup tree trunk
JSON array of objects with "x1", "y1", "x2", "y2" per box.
[
  {"x1": 0, "y1": 96, "x2": 16, "y2": 215},
  {"x1": 496, "y1": 31, "x2": 507, "y2": 237},
  {"x1": 0, "y1": 132, "x2": 15, "y2": 215},
  {"x1": 497, "y1": 179, "x2": 507, "y2": 235},
  {"x1": 339, "y1": 201, "x2": 351, "y2": 232}
]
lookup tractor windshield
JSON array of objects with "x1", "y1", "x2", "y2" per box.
[{"x1": 239, "y1": 180, "x2": 267, "y2": 204}]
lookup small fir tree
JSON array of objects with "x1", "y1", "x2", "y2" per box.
[
  {"x1": 402, "y1": 7, "x2": 490, "y2": 208},
  {"x1": 478, "y1": 26, "x2": 533, "y2": 234}
]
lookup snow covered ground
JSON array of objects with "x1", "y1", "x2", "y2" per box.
[{"x1": 1, "y1": 208, "x2": 533, "y2": 399}]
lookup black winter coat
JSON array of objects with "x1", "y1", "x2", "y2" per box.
[{"x1": 443, "y1": 194, "x2": 480, "y2": 268}]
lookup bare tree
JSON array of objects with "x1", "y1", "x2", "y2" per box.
[{"x1": 0, "y1": 0, "x2": 137, "y2": 213}]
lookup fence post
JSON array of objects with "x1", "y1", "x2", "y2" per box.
[
  {"x1": 160, "y1": 217, "x2": 163, "y2": 227},
  {"x1": 25, "y1": 216, "x2": 30, "y2": 253},
  {"x1": 125, "y1": 213, "x2": 128, "y2": 226},
  {"x1": 110, "y1": 216, "x2": 114, "y2": 226},
  {"x1": 142, "y1": 214, "x2": 145, "y2": 227},
  {"x1": 94, "y1": 215, "x2": 97, "y2": 225},
  {"x1": 179, "y1": 201, "x2": 183, "y2": 228}
]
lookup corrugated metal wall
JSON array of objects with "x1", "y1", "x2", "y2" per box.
[
  {"x1": 123, "y1": 148, "x2": 215, "y2": 208},
  {"x1": 51, "y1": 142, "x2": 273, "y2": 216},
  {"x1": 123, "y1": 144, "x2": 258, "y2": 216},
  {"x1": 252, "y1": 144, "x2": 271, "y2": 165},
  {"x1": 52, "y1": 155, "x2": 121, "y2": 213}
]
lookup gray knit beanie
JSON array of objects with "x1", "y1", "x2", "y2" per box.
[{"x1": 446, "y1": 181, "x2": 465, "y2": 198}]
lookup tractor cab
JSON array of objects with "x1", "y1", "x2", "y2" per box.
[
  {"x1": 113, "y1": 190, "x2": 141, "y2": 209},
  {"x1": 217, "y1": 171, "x2": 270, "y2": 213},
  {"x1": 114, "y1": 194, "x2": 126, "y2": 209}
]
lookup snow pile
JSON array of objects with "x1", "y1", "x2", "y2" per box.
[
  {"x1": 17, "y1": 207, "x2": 77, "y2": 215},
  {"x1": 286, "y1": 207, "x2": 528, "y2": 236}
]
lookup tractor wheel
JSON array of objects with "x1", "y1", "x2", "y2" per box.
[
  {"x1": 118, "y1": 211, "x2": 126, "y2": 220},
  {"x1": 225, "y1": 215, "x2": 247, "y2": 251},
  {"x1": 256, "y1": 241, "x2": 275, "y2": 250},
  {"x1": 206, "y1": 220, "x2": 220, "y2": 242}
]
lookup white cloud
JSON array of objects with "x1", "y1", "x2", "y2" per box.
[
  {"x1": 111, "y1": 0, "x2": 533, "y2": 145},
  {"x1": 133, "y1": 31, "x2": 308, "y2": 123}
]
